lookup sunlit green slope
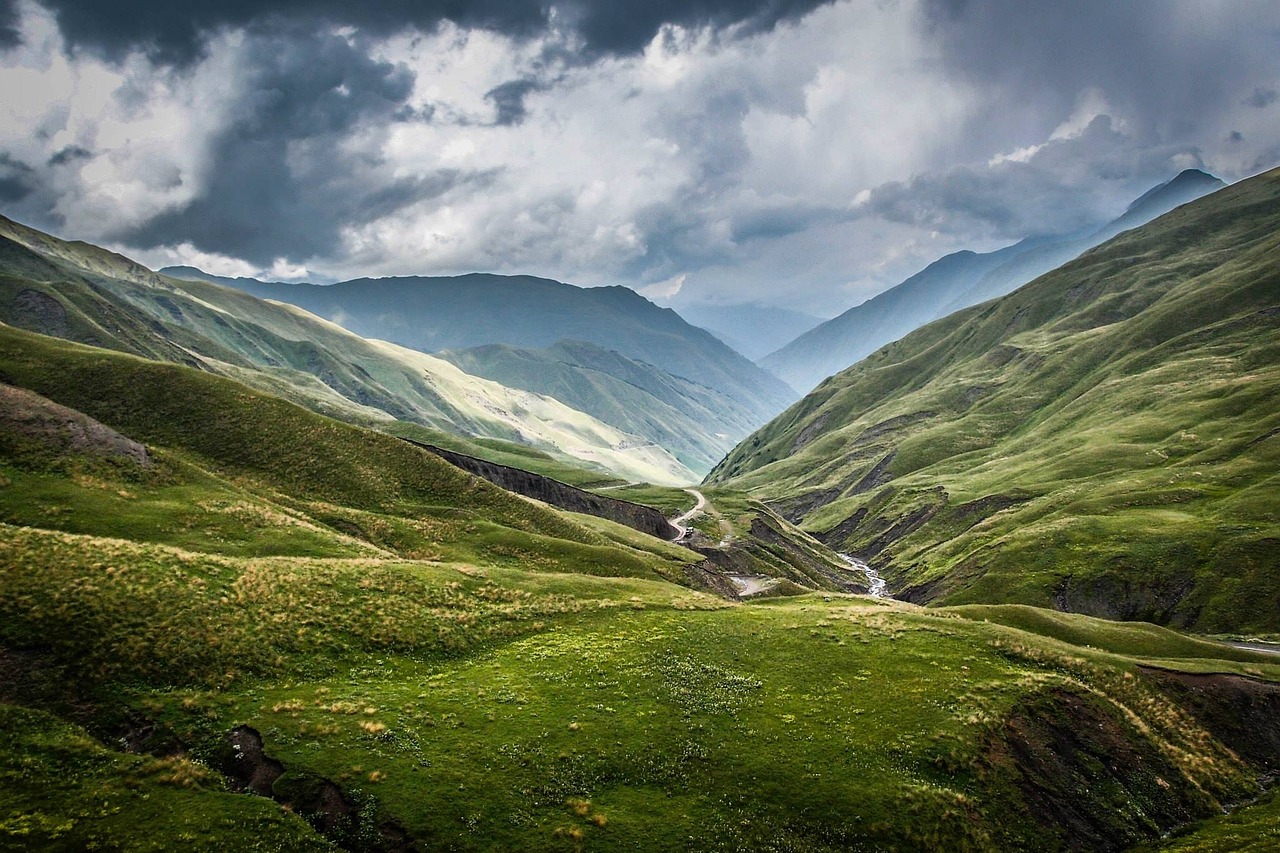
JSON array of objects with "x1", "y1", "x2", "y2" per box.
[
  {"x1": 0, "y1": 216, "x2": 695, "y2": 485},
  {"x1": 0, "y1": 323, "x2": 699, "y2": 579},
  {"x1": 439, "y1": 339, "x2": 761, "y2": 474}
]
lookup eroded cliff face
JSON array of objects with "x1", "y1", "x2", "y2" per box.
[{"x1": 410, "y1": 441, "x2": 678, "y2": 540}]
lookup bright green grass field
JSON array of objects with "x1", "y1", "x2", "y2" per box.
[{"x1": 6, "y1": 518, "x2": 1280, "y2": 851}]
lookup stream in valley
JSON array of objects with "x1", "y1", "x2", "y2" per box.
[{"x1": 838, "y1": 553, "x2": 890, "y2": 598}]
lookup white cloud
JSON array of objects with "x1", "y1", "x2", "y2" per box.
[
  {"x1": 0, "y1": 2, "x2": 245, "y2": 239},
  {"x1": 128, "y1": 241, "x2": 259, "y2": 278},
  {"x1": 639, "y1": 272, "x2": 686, "y2": 301}
]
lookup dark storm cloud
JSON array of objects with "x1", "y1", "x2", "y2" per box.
[
  {"x1": 0, "y1": 0, "x2": 18, "y2": 48},
  {"x1": 920, "y1": 0, "x2": 1276, "y2": 159},
  {"x1": 48, "y1": 146, "x2": 93, "y2": 167},
  {"x1": 862, "y1": 116, "x2": 1204, "y2": 238},
  {"x1": 0, "y1": 154, "x2": 36, "y2": 202},
  {"x1": 728, "y1": 202, "x2": 845, "y2": 243},
  {"x1": 114, "y1": 29, "x2": 492, "y2": 264},
  {"x1": 484, "y1": 79, "x2": 542, "y2": 126},
  {"x1": 2, "y1": 0, "x2": 835, "y2": 63},
  {"x1": 560, "y1": 0, "x2": 834, "y2": 54},
  {"x1": 1242, "y1": 87, "x2": 1277, "y2": 109}
]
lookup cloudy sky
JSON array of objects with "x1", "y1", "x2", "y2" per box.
[{"x1": 1, "y1": 0, "x2": 1277, "y2": 315}]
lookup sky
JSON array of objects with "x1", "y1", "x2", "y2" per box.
[{"x1": 1, "y1": 0, "x2": 1277, "y2": 316}]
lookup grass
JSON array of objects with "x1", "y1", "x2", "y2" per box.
[
  {"x1": 0, "y1": 324, "x2": 710, "y2": 583},
  {"x1": 8, "y1": 515, "x2": 1274, "y2": 851},
  {"x1": 944, "y1": 605, "x2": 1275, "y2": 665},
  {"x1": 3, "y1": 203, "x2": 1280, "y2": 847},
  {"x1": 1140, "y1": 792, "x2": 1280, "y2": 852},
  {"x1": 4, "y1": 500, "x2": 1280, "y2": 848},
  {"x1": 380, "y1": 422, "x2": 629, "y2": 489},
  {"x1": 0, "y1": 704, "x2": 328, "y2": 852},
  {"x1": 709, "y1": 166, "x2": 1280, "y2": 632},
  {"x1": 437, "y1": 340, "x2": 760, "y2": 475}
]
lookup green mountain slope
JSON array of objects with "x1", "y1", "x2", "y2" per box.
[
  {"x1": 439, "y1": 339, "x2": 762, "y2": 474},
  {"x1": 708, "y1": 166, "x2": 1280, "y2": 633},
  {"x1": 762, "y1": 169, "x2": 1225, "y2": 393},
  {"x1": 164, "y1": 268, "x2": 799, "y2": 419},
  {"x1": 0, "y1": 215, "x2": 695, "y2": 485},
  {"x1": 5, "y1": 514, "x2": 1279, "y2": 850},
  {"x1": 0, "y1": 323, "x2": 708, "y2": 576}
]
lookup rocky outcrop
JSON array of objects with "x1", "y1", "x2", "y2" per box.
[
  {"x1": 222, "y1": 725, "x2": 416, "y2": 851},
  {"x1": 0, "y1": 382, "x2": 151, "y2": 467},
  {"x1": 408, "y1": 441, "x2": 678, "y2": 540},
  {"x1": 986, "y1": 687, "x2": 1225, "y2": 851}
]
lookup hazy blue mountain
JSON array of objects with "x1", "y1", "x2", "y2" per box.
[
  {"x1": 673, "y1": 301, "x2": 824, "y2": 362},
  {"x1": 163, "y1": 270, "x2": 798, "y2": 424},
  {"x1": 761, "y1": 169, "x2": 1226, "y2": 393}
]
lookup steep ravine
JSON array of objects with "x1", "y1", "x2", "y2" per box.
[{"x1": 407, "y1": 440, "x2": 679, "y2": 540}]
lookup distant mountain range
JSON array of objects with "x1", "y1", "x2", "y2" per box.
[
  {"x1": 709, "y1": 165, "x2": 1280, "y2": 633},
  {"x1": 761, "y1": 169, "x2": 1226, "y2": 392},
  {"x1": 0, "y1": 216, "x2": 695, "y2": 484},
  {"x1": 672, "y1": 301, "x2": 824, "y2": 362},
  {"x1": 164, "y1": 270, "x2": 796, "y2": 415},
  {"x1": 163, "y1": 268, "x2": 798, "y2": 474}
]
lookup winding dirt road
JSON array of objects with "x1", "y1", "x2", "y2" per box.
[{"x1": 670, "y1": 488, "x2": 707, "y2": 540}]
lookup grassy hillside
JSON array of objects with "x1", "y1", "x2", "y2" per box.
[
  {"x1": 0, "y1": 216, "x2": 695, "y2": 485},
  {"x1": 4, "y1": 522, "x2": 1279, "y2": 850},
  {"x1": 440, "y1": 340, "x2": 762, "y2": 474},
  {"x1": 0, "y1": 324, "x2": 708, "y2": 582},
  {"x1": 709, "y1": 166, "x2": 1280, "y2": 633}
]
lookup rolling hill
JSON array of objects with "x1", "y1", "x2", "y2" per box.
[
  {"x1": 0, "y1": 215, "x2": 695, "y2": 485},
  {"x1": 3, "y1": 192, "x2": 1280, "y2": 853},
  {"x1": 164, "y1": 268, "x2": 799, "y2": 426},
  {"x1": 3, "y1": 343, "x2": 1278, "y2": 849},
  {"x1": 708, "y1": 166, "x2": 1280, "y2": 633},
  {"x1": 762, "y1": 169, "x2": 1226, "y2": 393}
]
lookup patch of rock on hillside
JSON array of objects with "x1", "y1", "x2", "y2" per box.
[
  {"x1": 223, "y1": 725, "x2": 417, "y2": 851},
  {"x1": 410, "y1": 440, "x2": 677, "y2": 540},
  {"x1": 0, "y1": 382, "x2": 151, "y2": 466},
  {"x1": 986, "y1": 687, "x2": 1227, "y2": 851}
]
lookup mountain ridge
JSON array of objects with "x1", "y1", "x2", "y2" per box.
[
  {"x1": 761, "y1": 169, "x2": 1227, "y2": 393},
  {"x1": 0, "y1": 215, "x2": 696, "y2": 484}
]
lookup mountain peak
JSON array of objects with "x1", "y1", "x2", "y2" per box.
[{"x1": 1123, "y1": 168, "x2": 1224, "y2": 216}]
